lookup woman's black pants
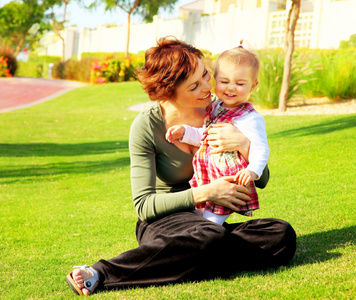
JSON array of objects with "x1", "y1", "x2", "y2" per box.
[{"x1": 92, "y1": 212, "x2": 296, "y2": 291}]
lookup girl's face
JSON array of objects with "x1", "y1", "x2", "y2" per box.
[
  {"x1": 174, "y1": 59, "x2": 212, "y2": 108},
  {"x1": 214, "y1": 60, "x2": 258, "y2": 109}
]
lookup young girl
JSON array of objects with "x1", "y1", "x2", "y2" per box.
[{"x1": 166, "y1": 44, "x2": 269, "y2": 225}]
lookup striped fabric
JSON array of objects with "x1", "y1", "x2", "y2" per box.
[{"x1": 191, "y1": 101, "x2": 259, "y2": 216}]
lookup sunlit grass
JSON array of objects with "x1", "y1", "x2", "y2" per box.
[{"x1": 0, "y1": 81, "x2": 355, "y2": 299}]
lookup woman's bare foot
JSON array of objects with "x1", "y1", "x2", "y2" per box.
[
  {"x1": 66, "y1": 265, "x2": 99, "y2": 295},
  {"x1": 72, "y1": 269, "x2": 91, "y2": 295}
]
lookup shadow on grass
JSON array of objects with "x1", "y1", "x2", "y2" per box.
[
  {"x1": 0, "y1": 140, "x2": 128, "y2": 157},
  {"x1": 270, "y1": 115, "x2": 355, "y2": 138},
  {"x1": 219, "y1": 225, "x2": 356, "y2": 282},
  {"x1": 0, "y1": 157, "x2": 130, "y2": 183},
  {"x1": 291, "y1": 225, "x2": 356, "y2": 266}
]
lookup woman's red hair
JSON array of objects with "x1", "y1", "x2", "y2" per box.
[{"x1": 136, "y1": 36, "x2": 203, "y2": 101}]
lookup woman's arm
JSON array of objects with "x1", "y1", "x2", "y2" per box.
[
  {"x1": 129, "y1": 114, "x2": 195, "y2": 221},
  {"x1": 205, "y1": 123, "x2": 250, "y2": 161},
  {"x1": 255, "y1": 164, "x2": 269, "y2": 189},
  {"x1": 192, "y1": 176, "x2": 251, "y2": 211}
]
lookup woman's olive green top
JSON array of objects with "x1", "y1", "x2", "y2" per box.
[{"x1": 129, "y1": 101, "x2": 269, "y2": 221}]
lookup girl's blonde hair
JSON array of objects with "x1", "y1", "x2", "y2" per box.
[{"x1": 214, "y1": 44, "x2": 260, "y2": 80}]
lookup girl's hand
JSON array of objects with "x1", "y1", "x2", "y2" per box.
[
  {"x1": 234, "y1": 169, "x2": 258, "y2": 186},
  {"x1": 165, "y1": 125, "x2": 185, "y2": 143},
  {"x1": 192, "y1": 176, "x2": 251, "y2": 212},
  {"x1": 205, "y1": 123, "x2": 250, "y2": 160}
]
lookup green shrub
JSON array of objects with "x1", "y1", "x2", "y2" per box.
[
  {"x1": 52, "y1": 61, "x2": 66, "y2": 79},
  {"x1": 294, "y1": 49, "x2": 323, "y2": 98},
  {"x1": 81, "y1": 52, "x2": 142, "y2": 59},
  {"x1": 339, "y1": 33, "x2": 356, "y2": 49},
  {"x1": 64, "y1": 59, "x2": 79, "y2": 80},
  {"x1": 297, "y1": 49, "x2": 356, "y2": 100},
  {"x1": 81, "y1": 53, "x2": 144, "y2": 83},
  {"x1": 90, "y1": 57, "x2": 136, "y2": 84},
  {"x1": 74, "y1": 58, "x2": 96, "y2": 82},
  {"x1": 251, "y1": 49, "x2": 319, "y2": 108},
  {"x1": 81, "y1": 52, "x2": 123, "y2": 60},
  {"x1": 48, "y1": 56, "x2": 143, "y2": 84},
  {"x1": 64, "y1": 58, "x2": 95, "y2": 82},
  {"x1": 290, "y1": 49, "x2": 320, "y2": 98},
  {"x1": 27, "y1": 55, "x2": 61, "y2": 64},
  {"x1": 128, "y1": 56, "x2": 144, "y2": 73},
  {"x1": 0, "y1": 47, "x2": 17, "y2": 76},
  {"x1": 16, "y1": 55, "x2": 61, "y2": 78},
  {"x1": 16, "y1": 61, "x2": 36, "y2": 77},
  {"x1": 317, "y1": 49, "x2": 356, "y2": 100},
  {"x1": 0, "y1": 56, "x2": 11, "y2": 77},
  {"x1": 50, "y1": 58, "x2": 94, "y2": 82},
  {"x1": 251, "y1": 49, "x2": 285, "y2": 108}
]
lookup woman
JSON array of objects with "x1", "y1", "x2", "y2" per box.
[{"x1": 66, "y1": 36, "x2": 296, "y2": 295}]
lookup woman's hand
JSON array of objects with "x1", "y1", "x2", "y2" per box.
[
  {"x1": 192, "y1": 176, "x2": 251, "y2": 212},
  {"x1": 205, "y1": 123, "x2": 250, "y2": 160}
]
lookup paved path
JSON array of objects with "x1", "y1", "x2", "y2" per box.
[
  {"x1": 0, "y1": 77, "x2": 87, "y2": 114},
  {"x1": 1, "y1": 77, "x2": 354, "y2": 115}
]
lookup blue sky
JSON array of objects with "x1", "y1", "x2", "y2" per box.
[{"x1": 0, "y1": 0, "x2": 193, "y2": 29}]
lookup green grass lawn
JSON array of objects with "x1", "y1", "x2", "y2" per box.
[{"x1": 0, "y1": 81, "x2": 355, "y2": 299}]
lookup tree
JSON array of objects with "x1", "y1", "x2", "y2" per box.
[
  {"x1": 0, "y1": 0, "x2": 47, "y2": 56},
  {"x1": 340, "y1": 34, "x2": 356, "y2": 49},
  {"x1": 278, "y1": 0, "x2": 301, "y2": 112},
  {"x1": 45, "y1": 0, "x2": 71, "y2": 61},
  {"x1": 97, "y1": 0, "x2": 178, "y2": 57}
]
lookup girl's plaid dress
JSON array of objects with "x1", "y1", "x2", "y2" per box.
[{"x1": 191, "y1": 101, "x2": 259, "y2": 216}]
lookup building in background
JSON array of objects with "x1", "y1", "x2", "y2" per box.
[{"x1": 39, "y1": 0, "x2": 356, "y2": 60}]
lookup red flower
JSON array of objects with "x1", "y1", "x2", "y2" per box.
[
  {"x1": 96, "y1": 77, "x2": 106, "y2": 84},
  {"x1": 91, "y1": 63, "x2": 103, "y2": 71}
]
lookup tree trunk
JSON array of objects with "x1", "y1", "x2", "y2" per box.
[
  {"x1": 278, "y1": 0, "x2": 301, "y2": 112},
  {"x1": 50, "y1": 1, "x2": 68, "y2": 62},
  {"x1": 279, "y1": 36, "x2": 293, "y2": 112},
  {"x1": 125, "y1": 13, "x2": 131, "y2": 58},
  {"x1": 51, "y1": 22, "x2": 66, "y2": 61},
  {"x1": 61, "y1": 36, "x2": 65, "y2": 61},
  {"x1": 14, "y1": 40, "x2": 24, "y2": 57},
  {"x1": 121, "y1": 0, "x2": 140, "y2": 58},
  {"x1": 11, "y1": 35, "x2": 25, "y2": 57}
]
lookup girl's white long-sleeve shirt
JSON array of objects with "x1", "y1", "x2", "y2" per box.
[{"x1": 180, "y1": 102, "x2": 269, "y2": 179}]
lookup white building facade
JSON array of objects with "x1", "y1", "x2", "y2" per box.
[{"x1": 40, "y1": 0, "x2": 356, "y2": 60}]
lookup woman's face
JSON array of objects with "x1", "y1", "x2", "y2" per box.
[{"x1": 174, "y1": 59, "x2": 212, "y2": 108}]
